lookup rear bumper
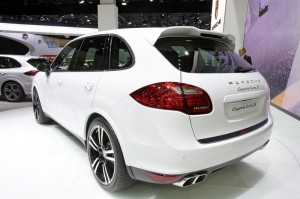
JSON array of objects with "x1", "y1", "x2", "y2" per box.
[
  {"x1": 122, "y1": 110, "x2": 273, "y2": 177},
  {"x1": 114, "y1": 97, "x2": 273, "y2": 181},
  {"x1": 128, "y1": 139, "x2": 270, "y2": 185},
  {"x1": 22, "y1": 76, "x2": 34, "y2": 95}
]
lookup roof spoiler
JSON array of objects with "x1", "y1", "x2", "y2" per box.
[{"x1": 145, "y1": 26, "x2": 236, "y2": 51}]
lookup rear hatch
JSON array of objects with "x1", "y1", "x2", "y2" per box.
[{"x1": 154, "y1": 28, "x2": 269, "y2": 142}]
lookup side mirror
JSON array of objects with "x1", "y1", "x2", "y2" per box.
[{"x1": 37, "y1": 62, "x2": 51, "y2": 77}]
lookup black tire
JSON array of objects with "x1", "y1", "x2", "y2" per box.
[
  {"x1": 2, "y1": 81, "x2": 25, "y2": 102},
  {"x1": 32, "y1": 88, "x2": 51, "y2": 124},
  {"x1": 87, "y1": 117, "x2": 135, "y2": 192}
]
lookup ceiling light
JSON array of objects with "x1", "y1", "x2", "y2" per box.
[
  {"x1": 150, "y1": 0, "x2": 153, "y2": 2},
  {"x1": 122, "y1": 2, "x2": 127, "y2": 5},
  {"x1": 79, "y1": 0, "x2": 84, "y2": 4}
]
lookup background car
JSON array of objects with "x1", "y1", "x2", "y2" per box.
[
  {"x1": 32, "y1": 26, "x2": 273, "y2": 192},
  {"x1": 0, "y1": 55, "x2": 48, "y2": 102}
]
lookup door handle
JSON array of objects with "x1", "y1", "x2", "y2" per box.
[
  {"x1": 0, "y1": 72, "x2": 6, "y2": 75},
  {"x1": 84, "y1": 83, "x2": 93, "y2": 91}
]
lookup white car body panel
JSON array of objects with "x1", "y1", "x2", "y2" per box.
[
  {"x1": 60, "y1": 72, "x2": 104, "y2": 137},
  {"x1": 39, "y1": 72, "x2": 67, "y2": 121},
  {"x1": 181, "y1": 72, "x2": 269, "y2": 140}
]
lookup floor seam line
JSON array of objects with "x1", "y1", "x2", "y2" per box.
[{"x1": 274, "y1": 136, "x2": 300, "y2": 168}]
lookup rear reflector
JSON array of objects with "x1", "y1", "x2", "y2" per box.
[
  {"x1": 148, "y1": 173, "x2": 182, "y2": 184},
  {"x1": 24, "y1": 70, "x2": 39, "y2": 76},
  {"x1": 130, "y1": 82, "x2": 213, "y2": 115}
]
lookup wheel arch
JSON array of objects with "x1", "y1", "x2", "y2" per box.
[
  {"x1": 85, "y1": 111, "x2": 131, "y2": 166},
  {"x1": 32, "y1": 85, "x2": 44, "y2": 108},
  {"x1": 85, "y1": 112, "x2": 102, "y2": 146}
]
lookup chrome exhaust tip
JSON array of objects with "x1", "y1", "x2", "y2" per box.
[{"x1": 173, "y1": 173, "x2": 207, "y2": 187}]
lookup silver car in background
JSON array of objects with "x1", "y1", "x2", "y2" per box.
[{"x1": 0, "y1": 55, "x2": 48, "y2": 102}]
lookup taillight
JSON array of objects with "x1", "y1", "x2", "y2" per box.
[
  {"x1": 130, "y1": 82, "x2": 212, "y2": 115},
  {"x1": 24, "y1": 70, "x2": 39, "y2": 76}
]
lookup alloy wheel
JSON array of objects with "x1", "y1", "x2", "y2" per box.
[
  {"x1": 88, "y1": 125, "x2": 115, "y2": 185},
  {"x1": 32, "y1": 89, "x2": 40, "y2": 120},
  {"x1": 4, "y1": 82, "x2": 22, "y2": 101}
]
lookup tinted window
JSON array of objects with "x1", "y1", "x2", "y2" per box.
[
  {"x1": 8, "y1": 58, "x2": 21, "y2": 68},
  {"x1": 74, "y1": 36, "x2": 108, "y2": 71},
  {"x1": 27, "y1": 58, "x2": 49, "y2": 68},
  {"x1": 52, "y1": 40, "x2": 82, "y2": 72},
  {"x1": 0, "y1": 57, "x2": 7, "y2": 69},
  {"x1": 110, "y1": 37, "x2": 133, "y2": 70},
  {"x1": 0, "y1": 57, "x2": 21, "y2": 69},
  {"x1": 155, "y1": 37, "x2": 254, "y2": 73}
]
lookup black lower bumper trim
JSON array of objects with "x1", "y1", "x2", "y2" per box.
[{"x1": 198, "y1": 119, "x2": 269, "y2": 144}]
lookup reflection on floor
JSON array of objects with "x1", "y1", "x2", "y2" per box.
[
  {"x1": 0, "y1": 107, "x2": 299, "y2": 199},
  {"x1": 0, "y1": 96, "x2": 32, "y2": 112}
]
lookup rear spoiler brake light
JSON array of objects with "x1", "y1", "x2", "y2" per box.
[{"x1": 200, "y1": 33, "x2": 224, "y2": 39}]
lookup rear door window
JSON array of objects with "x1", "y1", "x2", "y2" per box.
[
  {"x1": 155, "y1": 37, "x2": 254, "y2": 73},
  {"x1": 0, "y1": 57, "x2": 21, "y2": 69},
  {"x1": 110, "y1": 36, "x2": 133, "y2": 70},
  {"x1": 74, "y1": 36, "x2": 108, "y2": 71},
  {"x1": 0, "y1": 57, "x2": 8, "y2": 69},
  {"x1": 7, "y1": 58, "x2": 21, "y2": 68}
]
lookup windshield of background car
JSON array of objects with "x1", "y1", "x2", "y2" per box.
[
  {"x1": 27, "y1": 58, "x2": 49, "y2": 68},
  {"x1": 154, "y1": 37, "x2": 255, "y2": 73}
]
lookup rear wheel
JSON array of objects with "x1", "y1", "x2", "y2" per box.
[
  {"x1": 2, "y1": 81, "x2": 25, "y2": 102},
  {"x1": 87, "y1": 117, "x2": 135, "y2": 192},
  {"x1": 32, "y1": 88, "x2": 51, "y2": 124}
]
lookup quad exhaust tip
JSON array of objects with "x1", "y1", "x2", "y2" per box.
[{"x1": 173, "y1": 173, "x2": 207, "y2": 187}]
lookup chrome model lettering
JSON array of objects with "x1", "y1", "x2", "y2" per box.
[
  {"x1": 232, "y1": 102, "x2": 257, "y2": 112},
  {"x1": 237, "y1": 87, "x2": 249, "y2": 92},
  {"x1": 237, "y1": 85, "x2": 260, "y2": 92},
  {"x1": 232, "y1": 106, "x2": 245, "y2": 112},
  {"x1": 246, "y1": 102, "x2": 256, "y2": 108},
  {"x1": 250, "y1": 85, "x2": 259, "y2": 90},
  {"x1": 228, "y1": 79, "x2": 261, "y2": 86}
]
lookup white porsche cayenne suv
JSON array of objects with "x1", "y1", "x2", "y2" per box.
[
  {"x1": 32, "y1": 27, "x2": 273, "y2": 191},
  {"x1": 0, "y1": 55, "x2": 47, "y2": 102}
]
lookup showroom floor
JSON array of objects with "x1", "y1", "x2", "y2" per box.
[
  {"x1": 0, "y1": 106, "x2": 300, "y2": 199},
  {"x1": 0, "y1": 96, "x2": 32, "y2": 112}
]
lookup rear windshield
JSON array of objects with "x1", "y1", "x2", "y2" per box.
[
  {"x1": 27, "y1": 58, "x2": 49, "y2": 68},
  {"x1": 154, "y1": 37, "x2": 255, "y2": 73}
]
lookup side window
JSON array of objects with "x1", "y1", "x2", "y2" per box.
[
  {"x1": 0, "y1": 57, "x2": 20, "y2": 69},
  {"x1": 110, "y1": 36, "x2": 133, "y2": 70},
  {"x1": 7, "y1": 58, "x2": 21, "y2": 68},
  {"x1": 52, "y1": 40, "x2": 82, "y2": 72},
  {"x1": 74, "y1": 36, "x2": 108, "y2": 71},
  {"x1": 0, "y1": 57, "x2": 7, "y2": 69}
]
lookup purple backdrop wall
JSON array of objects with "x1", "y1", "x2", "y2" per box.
[{"x1": 244, "y1": 0, "x2": 300, "y2": 118}]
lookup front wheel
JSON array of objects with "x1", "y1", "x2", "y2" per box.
[
  {"x1": 87, "y1": 117, "x2": 135, "y2": 192},
  {"x1": 32, "y1": 88, "x2": 51, "y2": 124}
]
